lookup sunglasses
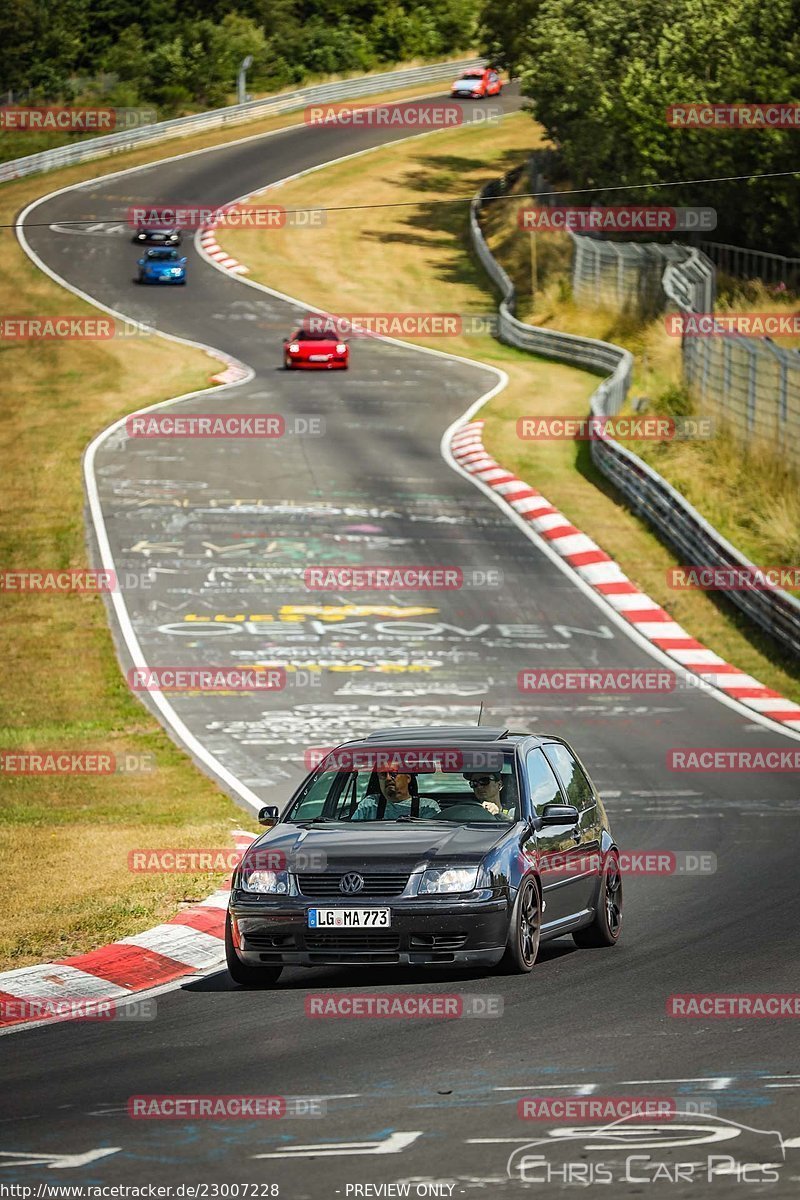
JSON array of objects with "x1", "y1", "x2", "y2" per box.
[{"x1": 468, "y1": 777, "x2": 497, "y2": 787}]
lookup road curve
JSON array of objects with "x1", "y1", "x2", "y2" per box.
[{"x1": 3, "y1": 87, "x2": 799, "y2": 1194}]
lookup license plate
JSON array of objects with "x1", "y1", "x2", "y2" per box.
[
  {"x1": 308, "y1": 908, "x2": 391, "y2": 928},
  {"x1": 309, "y1": 354, "x2": 330, "y2": 361}
]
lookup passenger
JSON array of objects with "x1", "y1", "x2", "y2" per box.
[{"x1": 463, "y1": 771, "x2": 515, "y2": 817}]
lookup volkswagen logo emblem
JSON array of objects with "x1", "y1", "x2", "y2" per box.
[{"x1": 339, "y1": 872, "x2": 365, "y2": 895}]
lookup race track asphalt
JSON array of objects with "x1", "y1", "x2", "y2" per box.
[{"x1": 3, "y1": 86, "x2": 799, "y2": 1196}]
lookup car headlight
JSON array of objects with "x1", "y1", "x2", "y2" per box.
[
  {"x1": 241, "y1": 867, "x2": 293, "y2": 894},
  {"x1": 419, "y1": 866, "x2": 480, "y2": 894}
]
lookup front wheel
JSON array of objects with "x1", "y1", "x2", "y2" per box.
[
  {"x1": 499, "y1": 877, "x2": 541, "y2": 973},
  {"x1": 225, "y1": 912, "x2": 283, "y2": 987},
  {"x1": 573, "y1": 850, "x2": 622, "y2": 947}
]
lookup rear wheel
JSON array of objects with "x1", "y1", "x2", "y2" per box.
[
  {"x1": 573, "y1": 851, "x2": 622, "y2": 947},
  {"x1": 225, "y1": 912, "x2": 283, "y2": 987},
  {"x1": 500, "y1": 877, "x2": 540, "y2": 973}
]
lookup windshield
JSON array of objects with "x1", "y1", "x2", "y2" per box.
[
  {"x1": 291, "y1": 329, "x2": 332, "y2": 341},
  {"x1": 147, "y1": 248, "x2": 179, "y2": 260},
  {"x1": 285, "y1": 749, "x2": 521, "y2": 824}
]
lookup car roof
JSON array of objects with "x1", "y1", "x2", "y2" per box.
[{"x1": 334, "y1": 726, "x2": 563, "y2": 752}]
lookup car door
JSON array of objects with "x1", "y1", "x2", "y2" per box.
[
  {"x1": 523, "y1": 748, "x2": 586, "y2": 926},
  {"x1": 542, "y1": 742, "x2": 603, "y2": 914}
]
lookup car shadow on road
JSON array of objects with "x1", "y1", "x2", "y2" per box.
[{"x1": 185, "y1": 939, "x2": 578, "y2": 993}]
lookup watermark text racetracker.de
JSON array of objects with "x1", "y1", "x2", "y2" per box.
[
  {"x1": 666, "y1": 312, "x2": 800, "y2": 337},
  {"x1": 305, "y1": 993, "x2": 503, "y2": 1018},
  {"x1": 128, "y1": 847, "x2": 326, "y2": 872},
  {"x1": 0, "y1": 997, "x2": 157, "y2": 1023},
  {"x1": 0, "y1": 317, "x2": 156, "y2": 339},
  {"x1": 0, "y1": 106, "x2": 156, "y2": 130},
  {"x1": 125, "y1": 414, "x2": 325, "y2": 438},
  {"x1": 668, "y1": 748, "x2": 800, "y2": 771},
  {"x1": 668, "y1": 565, "x2": 800, "y2": 591},
  {"x1": 518, "y1": 668, "x2": 718, "y2": 694},
  {"x1": 666, "y1": 102, "x2": 800, "y2": 128},
  {"x1": 0, "y1": 751, "x2": 155, "y2": 776},
  {"x1": 128, "y1": 202, "x2": 325, "y2": 230},
  {"x1": 304, "y1": 566, "x2": 503, "y2": 590},
  {"x1": 516, "y1": 415, "x2": 714, "y2": 441},
  {"x1": 0, "y1": 568, "x2": 156, "y2": 593},
  {"x1": 300, "y1": 313, "x2": 499, "y2": 337},
  {"x1": 304, "y1": 101, "x2": 503, "y2": 127},
  {"x1": 518, "y1": 205, "x2": 716, "y2": 232},
  {"x1": 128, "y1": 1095, "x2": 325, "y2": 1118}
]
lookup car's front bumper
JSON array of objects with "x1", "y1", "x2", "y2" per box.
[
  {"x1": 229, "y1": 891, "x2": 510, "y2": 967},
  {"x1": 286, "y1": 357, "x2": 348, "y2": 369}
]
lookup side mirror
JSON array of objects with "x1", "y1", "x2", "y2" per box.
[
  {"x1": 258, "y1": 805, "x2": 280, "y2": 827},
  {"x1": 539, "y1": 803, "x2": 580, "y2": 827}
]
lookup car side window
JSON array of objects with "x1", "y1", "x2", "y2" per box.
[
  {"x1": 525, "y1": 749, "x2": 564, "y2": 814},
  {"x1": 543, "y1": 744, "x2": 595, "y2": 812}
]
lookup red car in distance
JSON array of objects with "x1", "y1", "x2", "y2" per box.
[
  {"x1": 451, "y1": 67, "x2": 503, "y2": 99},
  {"x1": 283, "y1": 328, "x2": 349, "y2": 370}
]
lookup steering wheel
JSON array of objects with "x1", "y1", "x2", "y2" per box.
[{"x1": 442, "y1": 802, "x2": 505, "y2": 822}]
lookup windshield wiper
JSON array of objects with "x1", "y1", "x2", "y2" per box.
[{"x1": 295, "y1": 817, "x2": 344, "y2": 824}]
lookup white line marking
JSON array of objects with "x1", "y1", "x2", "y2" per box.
[
  {"x1": 493, "y1": 1084, "x2": 598, "y2": 1094},
  {"x1": 253, "y1": 1131, "x2": 422, "y2": 1158},
  {"x1": 0, "y1": 1148, "x2": 121, "y2": 1169},
  {"x1": 619, "y1": 1078, "x2": 734, "y2": 1089}
]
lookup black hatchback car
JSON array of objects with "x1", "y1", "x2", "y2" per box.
[{"x1": 226, "y1": 726, "x2": 622, "y2": 986}]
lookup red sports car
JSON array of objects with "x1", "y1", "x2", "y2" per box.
[
  {"x1": 451, "y1": 67, "x2": 503, "y2": 99},
  {"x1": 283, "y1": 329, "x2": 349, "y2": 370}
]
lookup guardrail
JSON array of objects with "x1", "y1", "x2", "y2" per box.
[
  {"x1": 0, "y1": 58, "x2": 482, "y2": 184},
  {"x1": 470, "y1": 180, "x2": 800, "y2": 659}
]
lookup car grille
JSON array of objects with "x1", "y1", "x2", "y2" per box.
[
  {"x1": 409, "y1": 933, "x2": 468, "y2": 951},
  {"x1": 304, "y1": 931, "x2": 401, "y2": 951},
  {"x1": 296, "y1": 872, "x2": 410, "y2": 897}
]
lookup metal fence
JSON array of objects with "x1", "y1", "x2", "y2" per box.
[
  {"x1": 570, "y1": 235, "x2": 715, "y2": 315},
  {"x1": 567, "y1": 213, "x2": 800, "y2": 469},
  {"x1": 0, "y1": 58, "x2": 482, "y2": 184},
  {"x1": 700, "y1": 241, "x2": 800, "y2": 291},
  {"x1": 470, "y1": 181, "x2": 800, "y2": 659},
  {"x1": 660, "y1": 250, "x2": 800, "y2": 471}
]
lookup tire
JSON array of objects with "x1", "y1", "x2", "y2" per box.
[
  {"x1": 284, "y1": 357, "x2": 293, "y2": 370},
  {"x1": 573, "y1": 850, "x2": 622, "y2": 947},
  {"x1": 499, "y1": 877, "x2": 541, "y2": 974},
  {"x1": 225, "y1": 912, "x2": 283, "y2": 987}
]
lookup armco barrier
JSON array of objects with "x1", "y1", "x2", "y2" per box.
[
  {"x1": 0, "y1": 58, "x2": 483, "y2": 183},
  {"x1": 470, "y1": 181, "x2": 800, "y2": 659}
]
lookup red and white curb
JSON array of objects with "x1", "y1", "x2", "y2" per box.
[
  {"x1": 199, "y1": 226, "x2": 249, "y2": 276},
  {"x1": 0, "y1": 830, "x2": 258, "y2": 1031},
  {"x1": 210, "y1": 355, "x2": 251, "y2": 385},
  {"x1": 450, "y1": 420, "x2": 800, "y2": 731}
]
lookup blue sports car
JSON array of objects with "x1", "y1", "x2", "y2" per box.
[{"x1": 137, "y1": 247, "x2": 187, "y2": 284}]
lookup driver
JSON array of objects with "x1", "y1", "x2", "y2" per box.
[
  {"x1": 352, "y1": 761, "x2": 441, "y2": 820},
  {"x1": 463, "y1": 771, "x2": 514, "y2": 817}
]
